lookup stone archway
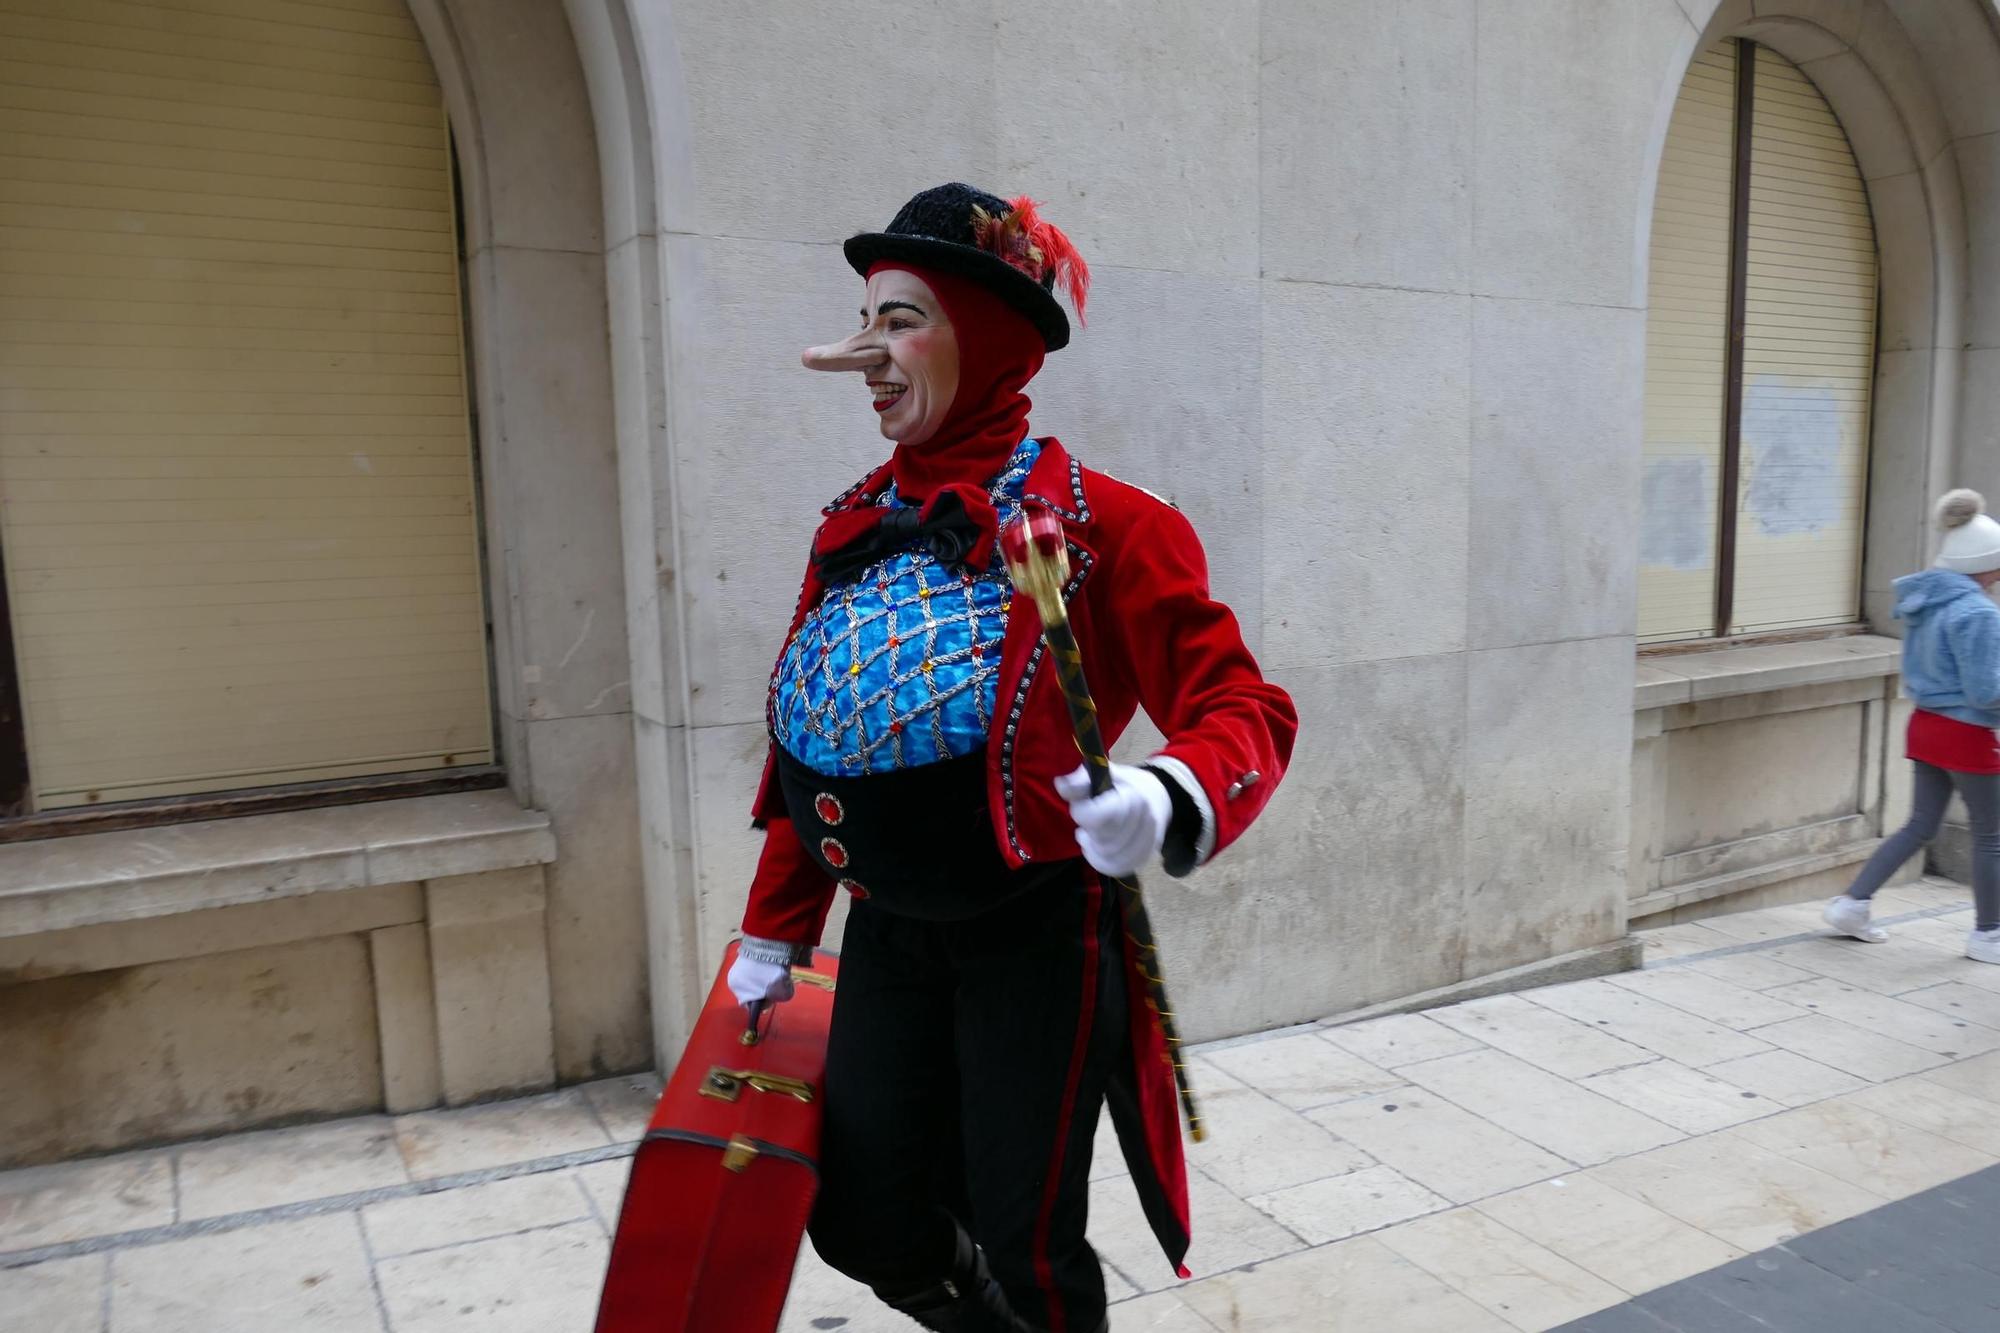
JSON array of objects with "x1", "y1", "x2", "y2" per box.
[
  {"x1": 1649, "y1": 0, "x2": 2000, "y2": 630},
  {"x1": 401, "y1": 0, "x2": 657, "y2": 1081},
  {"x1": 410, "y1": 0, "x2": 728, "y2": 1069}
]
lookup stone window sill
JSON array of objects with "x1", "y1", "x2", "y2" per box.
[
  {"x1": 0, "y1": 790, "x2": 557, "y2": 938},
  {"x1": 1634, "y1": 634, "x2": 1901, "y2": 711}
]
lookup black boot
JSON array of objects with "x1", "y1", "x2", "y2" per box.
[{"x1": 875, "y1": 1226, "x2": 1039, "y2": 1332}]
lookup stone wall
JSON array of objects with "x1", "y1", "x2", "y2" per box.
[
  {"x1": 571, "y1": 0, "x2": 2000, "y2": 1053},
  {"x1": 1629, "y1": 637, "x2": 1916, "y2": 926},
  {"x1": 414, "y1": 0, "x2": 650, "y2": 1086},
  {"x1": 577, "y1": 0, "x2": 1699, "y2": 1045},
  {"x1": 0, "y1": 935, "x2": 382, "y2": 1167},
  {"x1": 0, "y1": 794, "x2": 562, "y2": 1167}
]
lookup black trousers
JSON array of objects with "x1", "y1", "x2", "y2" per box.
[{"x1": 807, "y1": 865, "x2": 1127, "y2": 1332}]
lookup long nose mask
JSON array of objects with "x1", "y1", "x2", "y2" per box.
[{"x1": 801, "y1": 327, "x2": 886, "y2": 373}]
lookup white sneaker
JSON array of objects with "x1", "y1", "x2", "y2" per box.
[
  {"x1": 1968, "y1": 928, "x2": 2000, "y2": 965},
  {"x1": 1823, "y1": 895, "x2": 1888, "y2": 943}
]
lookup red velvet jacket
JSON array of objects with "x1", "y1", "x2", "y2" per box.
[{"x1": 742, "y1": 438, "x2": 1297, "y2": 945}]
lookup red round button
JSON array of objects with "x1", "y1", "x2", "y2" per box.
[
  {"x1": 820, "y1": 837, "x2": 850, "y2": 869},
  {"x1": 814, "y1": 792, "x2": 844, "y2": 826}
]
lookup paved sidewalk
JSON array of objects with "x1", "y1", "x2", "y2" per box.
[
  {"x1": 1552, "y1": 1162, "x2": 2000, "y2": 1331},
  {"x1": 6, "y1": 878, "x2": 2000, "y2": 1331}
]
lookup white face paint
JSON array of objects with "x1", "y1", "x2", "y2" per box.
[{"x1": 800, "y1": 270, "x2": 960, "y2": 446}]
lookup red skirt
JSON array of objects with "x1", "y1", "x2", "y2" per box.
[{"x1": 1908, "y1": 709, "x2": 2000, "y2": 775}]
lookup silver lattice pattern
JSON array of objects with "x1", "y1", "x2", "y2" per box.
[{"x1": 770, "y1": 440, "x2": 1037, "y2": 776}]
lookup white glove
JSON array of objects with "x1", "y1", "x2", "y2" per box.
[
  {"x1": 1055, "y1": 762, "x2": 1173, "y2": 878},
  {"x1": 728, "y1": 948, "x2": 796, "y2": 1009}
]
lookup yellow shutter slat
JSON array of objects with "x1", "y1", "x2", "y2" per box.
[
  {"x1": 3, "y1": 129, "x2": 450, "y2": 192},
  {"x1": 0, "y1": 346, "x2": 465, "y2": 375},
  {"x1": 1, "y1": 412, "x2": 467, "y2": 435},
  {"x1": 27, "y1": 642, "x2": 484, "y2": 688},
  {"x1": 0, "y1": 149, "x2": 448, "y2": 211},
  {"x1": 0, "y1": 0, "x2": 432, "y2": 66},
  {"x1": 0, "y1": 9, "x2": 436, "y2": 88},
  {"x1": 0, "y1": 33, "x2": 442, "y2": 108},
  {"x1": 0, "y1": 103, "x2": 442, "y2": 171},
  {"x1": 0, "y1": 55, "x2": 443, "y2": 129},
  {"x1": 0, "y1": 0, "x2": 492, "y2": 810},
  {"x1": 0, "y1": 176, "x2": 456, "y2": 235}
]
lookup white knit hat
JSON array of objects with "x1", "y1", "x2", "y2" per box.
[{"x1": 1935, "y1": 489, "x2": 2000, "y2": 575}]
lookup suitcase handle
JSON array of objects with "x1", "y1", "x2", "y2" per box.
[
  {"x1": 698, "y1": 1067, "x2": 816, "y2": 1104},
  {"x1": 738, "y1": 967, "x2": 836, "y2": 1047}
]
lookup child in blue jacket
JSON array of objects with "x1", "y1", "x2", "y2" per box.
[{"x1": 1826, "y1": 490, "x2": 2000, "y2": 960}]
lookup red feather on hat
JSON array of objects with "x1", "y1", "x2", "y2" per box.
[{"x1": 971, "y1": 196, "x2": 1090, "y2": 326}]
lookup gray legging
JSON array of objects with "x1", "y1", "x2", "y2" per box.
[{"x1": 1847, "y1": 761, "x2": 2000, "y2": 931}]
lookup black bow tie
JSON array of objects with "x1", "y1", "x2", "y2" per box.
[{"x1": 811, "y1": 485, "x2": 1000, "y2": 586}]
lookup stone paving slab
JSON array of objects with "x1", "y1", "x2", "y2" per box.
[
  {"x1": 0, "y1": 1253, "x2": 105, "y2": 1333},
  {"x1": 4, "y1": 880, "x2": 1999, "y2": 1332}
]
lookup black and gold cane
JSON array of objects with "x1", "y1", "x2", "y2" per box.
[{"x1": 1002, "y1": 510, "x2": 1205, "y2": 1144}]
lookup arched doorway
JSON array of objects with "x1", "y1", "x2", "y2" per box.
[
  {"x1": 1640, "y1": 37, "x2": 1880, "y2": 644},
  {"x1": 0, "y1": 0, "x2": 657, "y2": 1166},
  {"x1": 1654, "y1": 0, "x2": 2000, "y2": 623},
  {"x1": 0, "y1": 2, "x2": 495, "y2": 812},
  {"x1": 1626, "y1": 0, "x2": 2000, "y2": 925},
  {"x1": 403, "y1": 0, "x2": 656, "y2": 1080}
]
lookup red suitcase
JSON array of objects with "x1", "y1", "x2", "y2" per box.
[{"x1": 594, "y1": 941, "x2": 839, "y2": 1333}]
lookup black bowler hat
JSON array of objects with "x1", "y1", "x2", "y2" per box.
[{"x1": 842, "y1": 182, "x2": 1089, "y2": 351}]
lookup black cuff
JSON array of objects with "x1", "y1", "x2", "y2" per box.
[{"x1": 1143, "y1": 764, "x2": 1203, "y2": 879}]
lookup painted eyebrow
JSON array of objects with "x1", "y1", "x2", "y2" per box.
[{"x1": 863, "y1": 299, "x2": 927, "y2": 319}]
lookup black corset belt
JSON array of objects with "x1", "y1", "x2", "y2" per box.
[{"x1": 774, "y1": 746, "x2": 1071, "y2": 921}]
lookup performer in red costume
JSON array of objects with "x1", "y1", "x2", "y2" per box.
[{"x1": 730, "y1": 183, "x2": 1295, "y2": 1333}]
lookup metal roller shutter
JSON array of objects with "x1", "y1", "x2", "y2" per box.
[
  {"x1": 1730, "y1": 46, "x2": 1877, "y2": 634},
  {"x1": 0, "y1": 0, "x2": 493, "y2": 809},
  {"x1": 1639, "y1": 40, "x2": 1877, "y2": 642},
  {"x1": 1639, "y1": 40, "x2": 1736, "y2": 643}
]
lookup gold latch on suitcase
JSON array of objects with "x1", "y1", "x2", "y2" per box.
[
  {"x1": 790, "y1": 967, "x2": 835, "y2": 991},
  {"x1": 699, "y1": 1067, "x2": 815, "y2": 1104},
  {"x1": 721, "y1": 1134, "x2": 760, "y2": 1172}
]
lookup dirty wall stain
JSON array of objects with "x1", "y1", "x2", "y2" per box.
[
  {"x1": 1640, "y1": 456, "x2": 1711, "y2": 571},
  {"x1": 1742, "y1": 377, "x2": 1846, "y2": 537}
]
